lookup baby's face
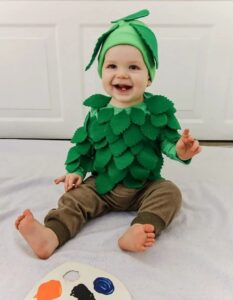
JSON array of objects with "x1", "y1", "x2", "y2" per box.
[{"x1": 102, "y1": 45, "x2": 151, "y2": 108}]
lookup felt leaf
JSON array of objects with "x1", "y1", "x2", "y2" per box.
[
  {"x1": 123, "y1": 175, "x2": 144, "y2": 189},
  {"x1": 145, "y1": 95, "x2": 173, "y2": 114},
  {"x1": 148, "y1": 159, "x2": 164, "y2": 180},
  {"x1": 110, "y1": 110, "x2": 131, "y2": 135},
  {"x1": 111, "y1": 9, "x2": 149, "y2": 23},
  {"x1": 140, "y1": 115, "x2": 159, "y2": 140},
  {"x1": 66, "y1": 159, "x2": 80, "y2": 173},
  {"x1": 94, "y1": 147, "x2": 112, "y2": 170},
  {"x1": 71, "y1": 127, "x2": 87, "y2": 144},
  {"x1": 130, "y1": 142, "x2": 144, "y2": 155},
  {"x1": 97, "y1": 107, "x2": 114, "y2": 124},
  {"x1": 109, "y1": 139, "x2": 128, "y2": 156},
  {"x1": 114, "y1": 150, "x2": 134, "y2": 170},
  {"x1": 162, "y1": 128, "x2": 181, "y2": 143},
  {"x1": 96, "y1": 173, "x2": 116, "y2": 195},
  {"x1": 94, "y1": 138, "x2": 108, "y2": 150},
  {"x1": 84, "y1": 112, "x2": 91, "y2": 130},
  {"x1": 150, "y1": 114, "x2": 168, "y2": 127},
  {"x1": 131, "y1": 23, "x2": 158, "y2": 69},
  {"x1": 83, "y1": 94, "x2": 111, "y2": 108},
  {"x1": 130, "y1": 107, "x2": 146, "y2": 125},
  {"x1": 167, "y1": 114, "x2": 181, "y2": 130},
  {"x1": 89, "y1": 118, "x2": 107, "y2": 142},
  {"x1": 105, "y1": 124, "x2": 119, "y2": 144},
  {"x1": 65, "y1": 146, "x2": 81, "y2": 164},
  {"x1": 136, "y1": 146, "x2": 158, "y2": 170},
  {"x1": 130, "y1": 162, "x2": 150, "y2": 180},
  {"x1": 85, "y1": 24, "x2": 119, "y2": 71},
  {"x1": 108, "y1": 160, "x2": 127, "y2": 183},
  {"x1": 80, "y1": 156, "x2": 93, "y2": 172},
  {"x1": 76, "y1": 140, "x2": 91, "y2": 155},
  {"x1": 123, "y1": 124, "x2": 144, "y2": 147}
]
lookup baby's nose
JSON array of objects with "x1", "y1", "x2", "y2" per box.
[{"x1": 116, "y1": 68, "x2": 129, "y2": 78}]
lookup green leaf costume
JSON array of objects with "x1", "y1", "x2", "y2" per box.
[{"x1": 65, "y1": 93, "x2": 184, "y2": 194}]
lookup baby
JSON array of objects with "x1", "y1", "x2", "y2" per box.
[{"x1": 16, "y1": 9, "x2": 201, "y2": 259}]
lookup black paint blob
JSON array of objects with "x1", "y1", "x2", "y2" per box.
[
  {"x1": 93, "y1": 277, "x2": 115, "y2": 295},
  {"x1": 70, "y1": 283, "x2": 96, "y2": 300}
]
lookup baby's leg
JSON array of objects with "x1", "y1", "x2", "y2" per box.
[
  {"x1": 15, "y1": 209, "x2": 59, "y2": 259},
  {"x1": 118, "y1": 223, "x2": 155, "y2": 252}
]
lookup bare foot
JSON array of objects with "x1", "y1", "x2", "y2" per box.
[
  {"x1": 15, "y1": 209, "x2": 59, "y2": 259},
  {"x1": 118, "y1": 223, "x2": 155, "y2": 252}
]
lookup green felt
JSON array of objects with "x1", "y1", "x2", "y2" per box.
[
  {"x1": 65, "y1": 146, "x2": 81, "y2": 164},
  {"x1": 148, "y1": 159, "x2": 164, "y2": 180},
  {"x1": 162, "y1": 128, "x2": 181, "y2": 142},
  {"x1": 109, "y1": 139, "x2": 128, "y2": 156},
  {"x1": 136, "y1": 146, "x2": 158, "y2": 170},
  {"x1": 123, "y1": 124, "x2": 144, "y2": 147},
  {"x1": 95, "y1": 173, "x2": 116, "y2": 195},
  {"x1": 80, "y1": 156, "x2": 93, "y2": 172},
  {"x1": 76, "y1": 140, "x2": 91, "y2": 155},
  {"x1": 130, "y1": 162, "x2": 150, "y2": 180},
  {"x1": 97, "y1": 107, "x2": 114, "y2": 124},
  {"x1": 108, "y1": 160, "x2": 127, "y2": 183},
  {"x1": 71, "y1": 127, "x2": 87, "y2": 144},
  {"x1": 65, "y1": 93, "x2": 182, "y2": 194},
  {"x1": 123, "y1": 174, "x2": 144, "y2": 189},
  {"x1": 111, "y1": 9, "x2": 149, "y2": 23},
  {"x1": 83, "y1": 112, "x2": 90, "y2": 130},
  {"x1": 145, "y1": 95, "x2": 173, "y2": 114},
  {"x1": 89, "y1": 118, "x2": 107, "y2": 142},
  {"x1": 131, "y1": 22, "x2": 158, "y2": 69},
  {"x1": 130, "y1": 142, "x2": 144, "y2": 155},
  {"x1": 94, "y1": 147, "x2": 112, "y2": 170},
  {"x1": 130, "y1": 107, "x2": 146, "y2": 125},
  {"x1": 167, "y1": 114, "x2": 181, "y2": 130},
  {"x1": 66, "y1": 159, "x2": 80, "y2": 173},
  {"x1": 85, "y1": 24, "x2": 119, "y2": 71},
  {"x1": 94, "y1": 138, "x2": 108, "y2": 150},
  {"x1": 150, "y1": 114, "x2": 168, "y2": 127},
  {"x1": 114, "y1": 150, "x2": 134, "y2": 170},
  {"x1": 140, "y1": 115, "x2": 159, "y2": 140},
  {"x1": 105, "y1": 124, "x2": 119, "y2": 143},
  {"x1": 83, "y1": 94, "x2": 111, "y2": 108},
  {"x1": 110, "y1": 110, "x2": 131, "y2": 135}
]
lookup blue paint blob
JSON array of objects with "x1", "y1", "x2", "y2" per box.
[{"x1": 93, "y1": 277, "x2": 114, "y2": 295}]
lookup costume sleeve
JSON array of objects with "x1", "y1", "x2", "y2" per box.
[
  {"x1": 144, "y1": 94, "x2": 191, "y2": 165},
  {"x1": 65, "y1": 111, "x2": 94, "y2": 178},
  {"x1": 160, "y1": 138, "x2": 191, "y2": 165}
]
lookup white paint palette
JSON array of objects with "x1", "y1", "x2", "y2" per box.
[{"x1": 24, "y1": 261, "x2": 132, "y2": 300}]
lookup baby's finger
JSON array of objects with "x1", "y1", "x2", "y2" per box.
[
  {"x1": 193, "y1": 145, "x2": 202, "y2": 156},
  {"x1": 75, "y1": 176, "x2": 82, "y2": 188},
  {"x1": 182, "y1": 128, "x2": 190, "y2": 139},
  {"x1": 54, "y1": 175, "x2": 66, "y2": 184},
  {"x1": 190, "y1": 140, "x2": 200, "y2": 152}
]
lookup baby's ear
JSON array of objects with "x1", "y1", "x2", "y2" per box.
[{"x1": 147, "y1": 80, "x2": 152, "y2": 87}]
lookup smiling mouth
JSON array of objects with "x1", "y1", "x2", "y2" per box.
[{"x1": 113, "y1": 84, "x2": 132, "y2": 91}]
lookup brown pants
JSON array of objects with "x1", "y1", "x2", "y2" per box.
[{"x1": 45, "y1": 176, "x2": 182, "y2": 246}]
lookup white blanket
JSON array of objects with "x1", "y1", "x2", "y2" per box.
[{"x1": 1, "y1": 139, "x2": 233, "y2": 300}]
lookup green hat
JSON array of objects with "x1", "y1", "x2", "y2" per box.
[{"x1": 85, "y1": 9, "x2": 159, "y2": 81}]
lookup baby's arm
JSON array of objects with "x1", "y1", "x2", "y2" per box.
[
  {"x1": 54, "y1": 173, "x2": 83, "y2": 192},
  {"x1": 176, "y1": 128, "x2": 202, "y2": 161}
]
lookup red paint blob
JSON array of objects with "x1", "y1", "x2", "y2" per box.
[{"x1": 35, "y1": 280, "x2": 62, "y2": 300}]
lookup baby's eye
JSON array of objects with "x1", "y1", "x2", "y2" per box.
[
  {"x1": 107, "y1": 64, "x2": 117, "y2": 69},
  {"x1": 129, "y1": 65, "x2": 140, "y2": 70}
]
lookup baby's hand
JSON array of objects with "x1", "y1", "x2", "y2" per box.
[
  {"x1": 54, "y1": 173, "x2": 83, "y2": 192},
  {"x1": 176, "y1": 128, "x2": 202, "y2": 160}
]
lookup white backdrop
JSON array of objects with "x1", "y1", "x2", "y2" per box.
[{"x1": 0, "y1": 1, "x2": 233, "y2": 139}]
